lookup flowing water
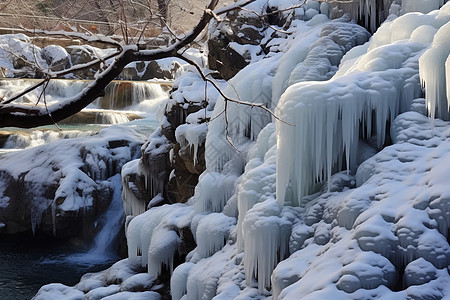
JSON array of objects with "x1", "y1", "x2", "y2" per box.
[{"x1": 0, "y1": 78, "x2": 169, "y2": 299}]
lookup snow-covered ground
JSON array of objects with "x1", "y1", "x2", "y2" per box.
[{"x1": 31, "y1": 0, "x2": 450, "y2": 299}]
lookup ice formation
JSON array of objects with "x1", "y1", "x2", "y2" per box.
[
  {"x1": 242, "y1": 199, "x2": 291, "y2": 291},
  {"x1": 195, "y1": 213, "x2": 236, "y2": 258},
  {"x1": 273, "y1": 111, "x2": 450, "y2": 299},
  {"x1": 419, "y1": 19, "x2": 450, "y2": 120},
  {"x1": 33, "y1": 1, "x2": 450, "y2": 300},
  {"x1": 126, "y1": 203, "x2": 195, "y2": 276},
  {"x1": 277, "y1": 4, "x2": 450, "y2": 205}
]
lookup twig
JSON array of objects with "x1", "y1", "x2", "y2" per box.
[{"x1": 176, "y1": 53, "x2": 293, "y2": 126}]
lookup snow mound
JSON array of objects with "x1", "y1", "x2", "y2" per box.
[{"x1": 273, "y1": 111, "x2": 450, "y2": 299}]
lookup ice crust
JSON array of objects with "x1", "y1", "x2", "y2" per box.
[{"x1": 277, "y1": 4, "x2": 450, "y2": 205}]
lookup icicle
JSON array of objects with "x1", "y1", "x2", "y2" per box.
[
  {"x1": 447, "y1": 55, "x2": 450, "y2": 105},
  {"x1": 126, "y1": 206, "x2": 167, "y2": 266},
  {"x1": 126, "y1": 203, "x2": 194, "y2": 272},
  {"x1": 171, "y1": 262, "x2": 195, "y2": 300},
  {"x1": 147, "y1": 228, "x2": 180, "y2": 277},
  {"x1": 242, "y1": 199, "x2": 291, "y2": 293},
  {"x1": 195, "y1": 213, "x2": 236, "y2": 258},
  {"x1": 419, "y1": 22, "x2": 450, "y2": 120}
]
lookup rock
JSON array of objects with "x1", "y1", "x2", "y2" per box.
[
  {"x1": 122, "y1": 127, "x2": 173, "y2": 216},
  {"x1": 41, "y1": 45, "x2": 70, "y2": 72},
  {"x1": 119, "y1": 60, "x2": 181, "y2": 81},
  {"x1": 167, "y1": 169, "x2": 199, "y2": 203},
  {"x1": 67, "y1": 45, "x2": 99, "y2": 79},
  {"x1": 165, "y1": 101, "x2": 204, "y2": 130},
  {"x1": 0, "y1": 127, "x2": 143, "y2": 240},
  {"x1": 207, "y1": 10, "x2": 266, "y2": 79}
]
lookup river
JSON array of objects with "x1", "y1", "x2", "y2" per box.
[{"x1": 0, "y1": 235, "x2": 116, "y2": 300}]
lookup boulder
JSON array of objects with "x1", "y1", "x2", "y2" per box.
[{"x1": 0, "y1": 126, "x2": 144, "y2": 240}]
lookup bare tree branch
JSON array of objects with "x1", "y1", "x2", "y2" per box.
[{"x1": 0, "y1": 0, "x2": 274, "y2": 129}]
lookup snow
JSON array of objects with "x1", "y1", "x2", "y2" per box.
[
  {"x1": 0, "y1": 125, "x2": 144, "y2": 235},
  {"x1": 401, "y1": 0, "x2": 442, "y2": 14},
  {"x1": 32, "y1": 283, "x2": 85, "y2": 300},
  {"x1": 12, "y1": 1, "x2": 450, "y2": 300},
  {"x1": 275, "y1": 4, "x2": 450, "y2": 206}
]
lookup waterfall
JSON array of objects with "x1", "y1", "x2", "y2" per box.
[
  {"x1": 42, "y1": 174, "x2": 125, "y2": 266},
  {"x1": 83, "y1": 174, "x2": 125, "y2": 261},
  {"x1": 0, "y1": 78, "x2": 169, "y2": 111},
  {"x1": 93, "y1": 81, "x2": 168, "y2": 109}
]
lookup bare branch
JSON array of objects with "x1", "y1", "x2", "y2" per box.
[{"x1": 0, "y1": 0, "x2": 267, "y2": 128}]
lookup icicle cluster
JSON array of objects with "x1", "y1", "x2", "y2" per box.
[
  {"x1": 419, "y1": 21, "x2": 450, "y2": 120},
  {"x1": 243, "y1": 199, "x2": 291, "y2": 292},
  {"x1": 276, "y1": 5, "x2": 450, "y2": 206},
  {"x1": 126, "y1": 203, "x2": 194, "y2": 276},
  {"x1": 359, "y1": 0, "x2": 394, "y2": 32},
  {"x1": 194, "y1": 172, "x2": 237, "y2": 213},
  {"x1": 175, "y1": 123, "x2": 207, "y2": 166},
  {"x1": 236, "y1": 123, "x2": 277, "y2": 252},
  {"x1": 205, "y1": 57, "x2": 277, "y2": 172}
]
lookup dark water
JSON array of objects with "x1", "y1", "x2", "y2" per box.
[{"x1": 0, "y1": 236, "x2": 115, "y2": 300}]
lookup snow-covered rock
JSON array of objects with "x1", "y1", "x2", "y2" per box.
[{"x1": 0, "y1": 126, "x2": 144, "y2": 238}]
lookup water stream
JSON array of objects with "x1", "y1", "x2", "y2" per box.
[{"x1": 0, "y1": 78, "x2": 169, "y2": 299}]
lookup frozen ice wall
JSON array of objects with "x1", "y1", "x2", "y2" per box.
[{"x1": 276, "y1": 4, "x2": 450, "y2": 206}]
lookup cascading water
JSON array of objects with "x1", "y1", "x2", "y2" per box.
[
  {"x1": 0, "y1": 78, "x2": 169, "y2": 112},
  {"x1": 43, "y1": 174, "x2": 125, "y2": 265}
]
